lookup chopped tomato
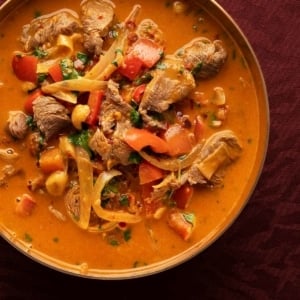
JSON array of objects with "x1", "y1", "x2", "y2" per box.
[
  {"x1": 132, "y1": 84, "x2": 146, "y2": 103},
  {"x1": 119, "y1": 56, "x2": 144, "y2": 80},
  {"x1": 124, "y1": 127, "x2": 169, "y2": 153},
  {"x1": 139, "y1": 161, "x2": 164, "y2": 185},
  {"x1": 15, "y1": 193, "x2": 36, "y2": 217},
  {"x1": 167, "y1": 210, "x2": 195, "y2": 241},
  {"x1": 24, "y1": 89, "x2": 43, "y2": 115},
  {"x1": 86, "y1": 90, "x2": 104, "y2": 126},
  {"x1": 163, "y1": 124, "x2": 195, "y2": 157},
  {"x1": 173, "y1": 184, "x2": 194, "y2": 209},
  {"x1": 12, "y1": 54, "x2": 38, "y2": 83},
  {"x1": 130, "y1": 38, "x2": 163, "y2": 68},
  {"x1": 48, "y1": 63, "x2": 63, "y2": 82},
  {"x1": 194, "y1": 115, "x2": 205, "y2": 142},
  {"x1": 39, "y1": 148, "x2": 65, "y2": 174}
]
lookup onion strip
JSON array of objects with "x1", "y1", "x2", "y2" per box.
[
  {"x1": 42, "y1": 78, "x2": 108, "y2": 94},
  {"x1": 75, "y1": 147, "x2": 93, "y2": 229},
  {"x1": 139, "y1": 143, "x2": 203, "y2": 172},
  {"x1": 92, "y1": 170, "x2": 142, "y2": 223}
]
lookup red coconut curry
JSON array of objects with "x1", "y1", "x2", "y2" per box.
[{"x1": 0, "y1": 0, "x2": 260, "y2": 271}]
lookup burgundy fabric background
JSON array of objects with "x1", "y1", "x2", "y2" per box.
[{"x1": 0, "y1": 0, "x2": 299, "y2": 299}]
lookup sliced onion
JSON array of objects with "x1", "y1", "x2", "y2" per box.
[
  {"x1": 75, "y1": 147, "x2": 93, "y2": 229},
  {"x1": 139, "y1": 142, "x2": 203, "y2": 172},
  {"x1": 92, "y1": 170, "x2": 142, "y2": 223}
]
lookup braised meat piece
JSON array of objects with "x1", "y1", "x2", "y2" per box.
[
  {"x1": 100, "y1": 80, "x2": 132, "y2": 134},
  {"x1": 7, "y1": 111, "x2": 29, "y2": 139},
  {"x1": 139, "y1": 56, "x2": 195, "y2": 129},
  {"x1": 176, "y1": 37, "x2": 227, "y2": 79},
  {"x1": 20, "y1": 9, "x2": 81, "y2": 52},
  {"x1": 90, "y1": 80, "x2": 133, "y2": 168},
  {"x1": 136, "y1": 19, "x2": 164, "y2": 45},
  {"x1": 80, "y1": 0, "x2": 115, "y2": 55},
  {"x1": 33, "y1": 96, "x2": 71, "y2": 141}
]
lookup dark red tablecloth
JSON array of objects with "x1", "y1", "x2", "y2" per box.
[{"x1": 1, "y1": 1, "x2": 299, "y2": 299}]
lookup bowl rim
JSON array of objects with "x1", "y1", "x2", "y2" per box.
[{"x1": 0, "y1": 0, "x2": 269, "y2": 280}]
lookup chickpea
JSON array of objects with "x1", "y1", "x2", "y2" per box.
[
  {"x1": 71, "y1": 104, "x2": 90, "y2": 130},
  {"x1": 173, "y1": 1, "x2": 188, "y2": 14},
  {"x1": 45, "y1": 171, "x2": 68, "y2": 197}
]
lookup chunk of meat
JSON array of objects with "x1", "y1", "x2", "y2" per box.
[
  {"x1": 33, "y1": 96, "x2": 71, "y2": 141},
  {"x1": 20, "y1": 9, "x2": 81, "y2": 52},
  {"x1": 136, "y1": 19, "x2": 164, "y2": 46},
  {"x1": 7, "y1": 111, "x2": 29, "y2": 139},
  {"x1": 100, "y1": 80, "x2": 132, "y2": 134},
  {"x1": 186, "y1": 130, "x2": 242, "y2": 185},
  {"x1": 0, "y1": 148, "x2": 19, "y2": 163},
  {"x1": 15, "y1": 193, "x2": 36, "y2": 217},
  {"x1": 176, "y1": 37, "x2": 227, "y2": 79},
  {"x1": 0, "y1": 164, "x2": 22, "y2": 187},
  {"x1": 139, "y1": 56, "x2": 195, "y2": 129},
  {"x1": 80, "y1": 0, "x2": 115, "y2": 55}
]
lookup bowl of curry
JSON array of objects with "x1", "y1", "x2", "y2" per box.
[{"x1": 0, "y1": 0, "x2": 269, "y2": 279}]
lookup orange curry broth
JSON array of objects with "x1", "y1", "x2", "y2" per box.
[{"x1": 0, "y1": 0, "x2": 260, "y2": 270}]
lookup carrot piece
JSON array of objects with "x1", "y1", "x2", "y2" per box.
[
  {"x1": 48, "y1": 63, "x2": 63, "y2": 82},
  {"x1": 39, "y1": 148, "x2": 65, "y2": 174}
]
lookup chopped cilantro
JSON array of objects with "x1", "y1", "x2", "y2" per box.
[
  {"x1": 24, "y1": 233, "x2": 33, "y2": 243},
  {"x1": 119, "y1": 194, "x2": 129, "y2": 207},
  {"x1": 130, "y1": 109, "x2": 142, "y2": 128},
  {"x1": 68, "y1": 130, "x2": 91, "y2": 156},
  {"x1": 128, "y1": 152, "x2": 142, "y2": 164},
  {"x1": 123, "y1": 229, "x2": 131, "y2": 242}
]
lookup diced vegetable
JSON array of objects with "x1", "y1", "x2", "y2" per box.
[
  {"x1": 39, "y1": 148, "x2": 65, "y2": 174},
  {"x1": 163, "y1": 124, "x2": 195, "y2": 156},
  {"x1": 129, "y1": 38, "x2": 163, "y2": 68},
  {"x1": 119, "y1": 56, "x2": 143, "y2": 80},
  {"x1": 139, "y1": 161, "x2": 164, "y2": 185},
  {"x1": 24, "y1": 89, "x2": 43, "y2": 115},
  {"x1": 48, "y1": 63, "x2": 63, "y2": 82},
  {"x1": 132, "y1": 83, "x2": 146, "y2": 103},
  {"x1": 15, "y1": 193, "x2": 36, "y2": 217},
  {"x1": 167, "y1": 210, "x2": 195, "y2": 241},
  {"x1": 12, "y1": 54, "x2": 38, "y2": 83},
  {"x1": 86, "y1": 90, "x2": 104, "y2": 126},
  {"x1": 124, "y1": 127, "x2": 169, "y2": 153},
  {"x1": 173, "y1": 184, "x2": 194, "y2": 209}
]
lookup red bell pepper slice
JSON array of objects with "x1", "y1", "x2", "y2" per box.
[
  {"x1": 124, "y1": 127, "x2": 169, "y2": 154},
  {"x1": 85, "y1": 90, "x2": 104, "y2": 126},
  {"x1": 139, "y1": 161, "x2": 164, "y2": 185},
  {"x1": 48, "y1": 63, "x2": 63, "y2": 82}
]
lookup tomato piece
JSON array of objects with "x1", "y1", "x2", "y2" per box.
[
  {"x1": 124, "y1": 128, "x2": 169, "y2": 153},
  {"x1": 163, "y1": 124, "x2": 195, "y2": 157},
  {"x1": 132, "y1": 84, "x2": 146, "y2": 103},
  {"x1": 173, "y1": 184, "x2": 194, "y2": 209},
  {"x1": 86, "y1": 90, "x2": 104, "y2": 126},
  {"x1": 131, "y1": 38, "x2": 163, "y2": 68},
  {"x1": 139, "y1": 161, "x2": 164, "y2": 185},
  {"x1": 119, "y1": 56, "x2": 144, "y2": 80},
  {"x1": 48, "y1": 63, "x2": 63, "y2": 82},
  {"x1": 12, "y1": 54, "x2": 38, "y2": 82},
  {"x1": 15, "y1": 193, "x2": 36, "y2": 217},
  {"x1": 24, "y1": 89, "x2": 43, "y2": 115},
  {"x1": 194, "y1": 115, "x2": 205, "y2": 142}
]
